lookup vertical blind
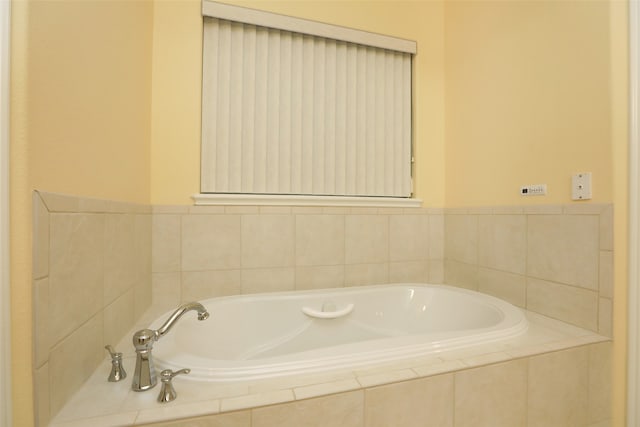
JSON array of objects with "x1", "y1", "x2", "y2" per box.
[{"x1": 201, "y1": 16, "x2": 413, "y2": 198}]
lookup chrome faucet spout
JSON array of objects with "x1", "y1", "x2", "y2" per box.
[
  {"x1": 131, "y1": 301, "x2": 209, "y2": 392},
  {"x1": 156, "y1": 301, "x2": 209, "y2": 338}
]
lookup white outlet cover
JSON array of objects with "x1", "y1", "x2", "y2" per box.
[{"x1": 572, "y1": 172, "x2": 592, "y2": 200}]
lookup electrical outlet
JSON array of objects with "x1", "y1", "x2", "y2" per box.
[
  {"x1": 572, "y1": 172, "x2": 592, "y2": 200},
  {"x1": 520, "y1": 184, "x2": 547, "y2": 196}
]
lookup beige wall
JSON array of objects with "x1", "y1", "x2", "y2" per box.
[
  {"x1": 9, "y1": 0, "x2": 628, "y2": 425},
  {"x1": 150, "y1": 0, "x2": 202, "y2": 206},
  {"x1": 444, "y1": 0, "x2": 614, "y2": 207},
  {"x1": 25, "y1": 0, "x2": 153, "y2": 203},
  {"x1": 10, "y1": 1, "x2": 154, "y2": 425}
]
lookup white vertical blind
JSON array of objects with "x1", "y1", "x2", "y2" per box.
[{"x1": 201, "y1": 16, "x2": 413, "y2": 198}]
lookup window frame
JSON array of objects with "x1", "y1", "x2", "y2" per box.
[{"x1": 196, "y1": 1, "x2": 421, "y2": 207}]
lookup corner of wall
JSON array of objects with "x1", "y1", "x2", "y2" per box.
[{"x1": 31, "y1": 191, "x2": 152, "y2": 425}]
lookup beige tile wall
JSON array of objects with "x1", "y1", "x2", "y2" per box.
[
  {"x1": 151, "y1": 203, "x2": 612, "y2": 335},
  {"x1": 32, "y1": 191, "x2": 152, "y2": 426},
  {"x1": 35, "y1": 199, "x2": 612, "y2": 425},
  {"x1": 151, "y1": 206, "x2": 445, "y2": 312},
  {"x1": 445, "y1": 204, "x2": 613, "y2": 335},
  {"x1": 141, "y1": 342, "x2": 611, "y2": 427}
]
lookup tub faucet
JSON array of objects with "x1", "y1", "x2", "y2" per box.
[{"x1": 131, "y1": 301, "x2": 209, "y2": 392}]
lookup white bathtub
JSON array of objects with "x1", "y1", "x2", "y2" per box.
[{"x1": 151, "y1": 283, "x2": 528, "y2": 382}]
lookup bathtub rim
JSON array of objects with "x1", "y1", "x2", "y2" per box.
[{"x1": 151, "y1": 283, "x2": 529, "y2": 382}]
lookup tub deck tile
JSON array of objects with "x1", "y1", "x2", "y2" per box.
[
  {"x1": 49, "y1": 305, "x2": 611, "y2": 427},
  {"x1": 117, "y1": 379, "x2": 249, "y2": 414},
  {"x1": 438, "y1": 344, "x2": 503, "y2": 362},
  {"x1": 356, "y1": 368, "x2": 417, "y2": 388},
  {"x1": 351, "y1": 355, "x2": 440, "y2": 377},
  {"x1": 220, "y1": 389, "x2": 295, "y2": 413},
  {"x1": 459, "y1": 351, "x2": 515, "y2": 368},
  {"x1": 505, "y1": 343, "x2": 556, "y2": 359},
  {"x1": 411, "y1": 359, "x2": 467, "y2": 378},
  {"x1": 50, "y1": 412, "x2": 138, "y2": 427},
  {"x1": 293, "y1": 378, "x2": 362, "y2": 400},
  {"x1": 248, "y1": 370, "x2": 356, "y2": 394},
  {"x1": 133, "y1": 399, "x2": 220, "y2": 426},
  {"x1": 52, "y1": 361, "x2": 131, "y2": 422},
  {"x1": 543, "y1": 335, "x2": 609, "y2": 353}
]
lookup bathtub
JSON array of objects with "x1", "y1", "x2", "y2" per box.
[{"x1": 151, "y1": 283, "x2": 528, "y2": 382}]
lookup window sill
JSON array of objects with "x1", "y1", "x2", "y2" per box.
[{"x1": 192, "y1": 194, "x2": 423, "y2": 208}]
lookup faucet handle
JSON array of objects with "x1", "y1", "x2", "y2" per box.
[
  {"x1": 162, "y1": 368, "x2": 190, "y2": 380},
  {"x1": 157, "y1": 368, "x2": 190, "y2": 403},
  {"x1": 104, "y1": 345, "x2": 127, "y2": 382},
  {"x1": 105, "y1": 344, "x2": 118, "y2": 359}
]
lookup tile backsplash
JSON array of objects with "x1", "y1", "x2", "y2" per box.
[
  {"x1": 151, "y1": 205, "x2": 444, "y2": 311},
  {"x1": 444, "y1": 204, "x2": 613, "y2": 336},
  {"x1": 32, "y1": 193, "x2": 613, "y2": 425},
  {"x1": 32, "y1": 191, "x2": 152, "y2": 426},
  {"x1": 151, "y1": 203, "x2": 613, "y2": 337}
]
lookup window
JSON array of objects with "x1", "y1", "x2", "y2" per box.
[{"x1": 198, "y1": 1, "x2": 417, "y2": 206}]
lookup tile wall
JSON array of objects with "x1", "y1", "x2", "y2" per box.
[
  {"x1": 32, "y1": 192, "x2": 152, "y2": 426},
  {"x1": 444, "y1": 204, "x2": 613, "y2": 335},
  {"x1": 33, "y1": 195, "x2": 614, "y2": 425},
  {"x1": 151, "y1": 205, "x2": 444, "y2": 312},
  {"x1": 140, "y1": 342, "x2": 611, "y2": 427},
  {"x1": 151, "y1": 203, "x2": 613, "y2": 335}
]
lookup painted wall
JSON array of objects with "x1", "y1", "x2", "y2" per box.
[
  {"x1": 10, "y1": 0, "x2": 154, "y2": 425},
  {"x1": 445, "y1": 0, "x2": 613, "y2": 207},
  {"x1": 150, "y1": 0, "x2": 202, "y2": 206},
  {"x1": 8, "y1": 0, "x2": 628, "y2": 425},
  {"x1": 25, "y1": 0, "x2": 153, "y2": 203},
  {"x1": 444, "y1": 1, "x2": 628, "y2": 424},
  {"x1": 149, "y1": 0, "x2": 446, "y2": 206}
]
